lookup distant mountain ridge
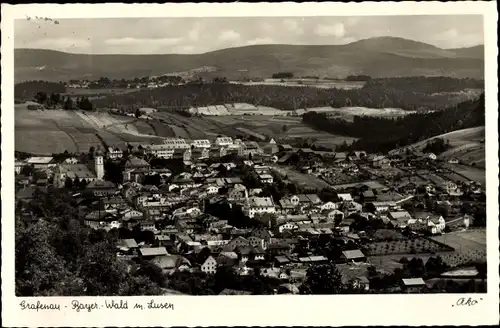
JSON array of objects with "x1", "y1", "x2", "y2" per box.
[{"x1": 15, "y1": 36, "x2": 485, "y2": 82}]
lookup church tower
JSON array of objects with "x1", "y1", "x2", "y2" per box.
[{"x1": 95, "y1": 154, "x2": 104, "y2": 180}]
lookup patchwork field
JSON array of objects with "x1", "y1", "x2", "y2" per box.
[
  {"x1": 448, "y1": 164, "x2": 486, "y2": 186},
  {"x1": 206, "y1": 115, "x2": 358, "y2": 146},
  {"x1": 397, "y1": 127, "x2": 485, "y2": 168},
  {"x1": 15, "y1": 104, "x2": 164, "y2": 154}
]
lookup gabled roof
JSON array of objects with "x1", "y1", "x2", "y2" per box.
[
  {"x1": 139, "y1": 247, "x2": 169, "y2": 257},
  {"x1": 87, "y1": 180, "x2": 116, "y2": 189},
  {"x1": 402, "y1": 278, "x2": 426, "y2": 286},
  {"x1": 342, "y1": 249, "x2": 365, "y2": 259},
  {"x1": 118, "y1": 238, "x2": 138, "y2": 249}
]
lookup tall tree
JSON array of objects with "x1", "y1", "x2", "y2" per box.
[{"x1": 300, "y1": 263, "x2": 344, "y2": 294}]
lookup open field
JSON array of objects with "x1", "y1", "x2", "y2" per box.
[
  {"x1": 431, "y1": 229, "x2": 486, "y2": 254},
  {"x1": 366, "y1": 238, "x2": 453, "y2": 256},
  {"x1": 188, "y1": 103, "x2": 289, "y2": 116},
  {"x1": 232, "y1": 79, "x2": 366, "y2": 90},
  {"x1": 307, "y1": 106, "x2": 416, "y2": 121},
  {"x1": 448, "y1": 164, "x2": 486, "y2": 186},
  {"x1": 15, "y1": 105, "x2": 163, "y2": 154},
  {"x1": 206, "y1": 115, "x2": 358, "y2": 146},
  {"x1": 394, "y1": 127, "x2": 485, "y2": 167},
  {"x1": 271, "y1": 166, "x2": 331, "y2": 190}
]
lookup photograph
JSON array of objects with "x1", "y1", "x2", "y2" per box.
[
  {"x1": 12, "y1": 14, "x2": 489, "y2": 297},
  {"x1": 2, "y1": 2, "x2": 499, "y2": 327}
]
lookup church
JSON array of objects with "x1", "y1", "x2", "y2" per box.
[{"x1": 53, "y1": 151, "x2": 105, "y2": 188}]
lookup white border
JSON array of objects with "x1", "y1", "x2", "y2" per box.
[{"x1": 2, "y1": 2, "x2": 499, "y2": 327}]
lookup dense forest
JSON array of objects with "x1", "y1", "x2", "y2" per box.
[
  {"x1": 306, "y1": 93, "x2": 485, "y2": 153},
  {"x1": 89, "y1": 76, "x2": 483, "y2": 111}
]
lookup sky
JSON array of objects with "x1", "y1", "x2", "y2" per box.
[{"x1": 14, "y1": 15, "x2": 484, "y2": 54}]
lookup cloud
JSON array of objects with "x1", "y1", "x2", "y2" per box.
[
  {"x1": 345, "y1": 17, "x2": 360, "y2": 26},
  {"x1": 104, "y1": 37, "x2": 182, "y2": 46},
  {"x1": 282, "y1": 19, "x2": 304, "y2": 35},
  {"x1": 246, "y1": 37, "x2": 274, "y2": 46},
  {"x1": 22, "y1": 37, "x2": 92, "y2": 51},
  {"x1": 218, "y1": 30, "x2": 241, "y2": 42},
  {"x1": 260, "y1": 23, "x2": 274, "y2": 33},
  {"x1": 314, "y1": 23, "x2": 346, "y2": 37},
  {"x1": 435, "y1": 28, "x2": 459, "y2": 41},
  {"x1": 188, "y1": 22, "x2": 202, "y2": 41}
]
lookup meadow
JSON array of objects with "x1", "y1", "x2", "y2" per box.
[
  {"x1": 233, "y1": 79, "x2": 366, "y2": 90},
  {"x1": 15, "y1": 104, "x2": 163, "y2": 155}
]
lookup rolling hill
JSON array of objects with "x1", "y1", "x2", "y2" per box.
[
  {"x1": 392, "y1": 126, "x2": 485, "y2": 168},
  {"x1": 15, "y1": 37, "x2": 484, "y2": 82}
]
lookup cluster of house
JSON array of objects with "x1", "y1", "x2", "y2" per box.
[{"x1": 15, "y1": 133, "x2": 485, "y2": 294}]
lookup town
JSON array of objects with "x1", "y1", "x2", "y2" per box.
[{"x1": 15, "y1": 133, "x2": 487, "y2": 295}]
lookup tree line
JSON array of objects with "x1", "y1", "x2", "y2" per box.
[
  {"x1": 30, "y1": 91, "x2": 94, "y2": 110},
  {"x1": 15, "y1": 80, "x2": 67, "y2": 100},
  {"x1": 304, "y1": 94, "x2": 485, "y2": 153},
  {"x1": 90, "y1": 76, "x2": 484, "y2": 112}
]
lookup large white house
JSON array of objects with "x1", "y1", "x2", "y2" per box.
[
  {"x1": 191, "y1": 139, "x2": 212, "y2": 148},
  {"x1": 245, "y1": 197, "x2": 276, "y2": 218},
  {"x1": 215, "y1": 136, "x2": 233, "y2": 147}
]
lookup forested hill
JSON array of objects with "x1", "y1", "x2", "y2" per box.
[
  {"x1": 303, "y1": 94, "x2": 485, "y2": 153},
  {"x1": 89, "y1": 76, "x2": 483, "y2": 112}
]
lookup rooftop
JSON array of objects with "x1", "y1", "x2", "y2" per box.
[
  {"x1": 342, "y1": 249, "x2": 365, "y2": 259},
  {"x1": 248, "y1": 197, "x2": 275, "y2": 208},
  {"x1": 139, "y1": 247, "x2": 169, "y2": 257},
  {"x1": 27, "y1": 156, "x2": 54, "y2": 164}
]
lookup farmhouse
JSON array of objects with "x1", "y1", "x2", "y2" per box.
[{"x1": 388, "y1": 211, "x2": 414, "y2": 228}]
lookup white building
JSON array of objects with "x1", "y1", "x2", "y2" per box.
[
  {"x1": 215, "y1": 136, "x2": 233, "y2": 147},
  {"x1": 245, "y1": 197, "x2": 276, "y2": 218},
  {"x1": 107, "y1": 147, "x2": 123, "y2": 159},
  {"x1": 191, "y1": 139, "x2": 212, "y2": 148},
  {"x1": 146, "y1": 145, "x2": 175, "y2": 159},
  {"x1": 201, "y1": 256, "x2": 218, "y2": 274},
  {"x1": 259, "y1": 174, "x2": 274, "y2": 184},
  {"x1": 162, "y1": 138, "x2": 191, "y2": 150}
]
